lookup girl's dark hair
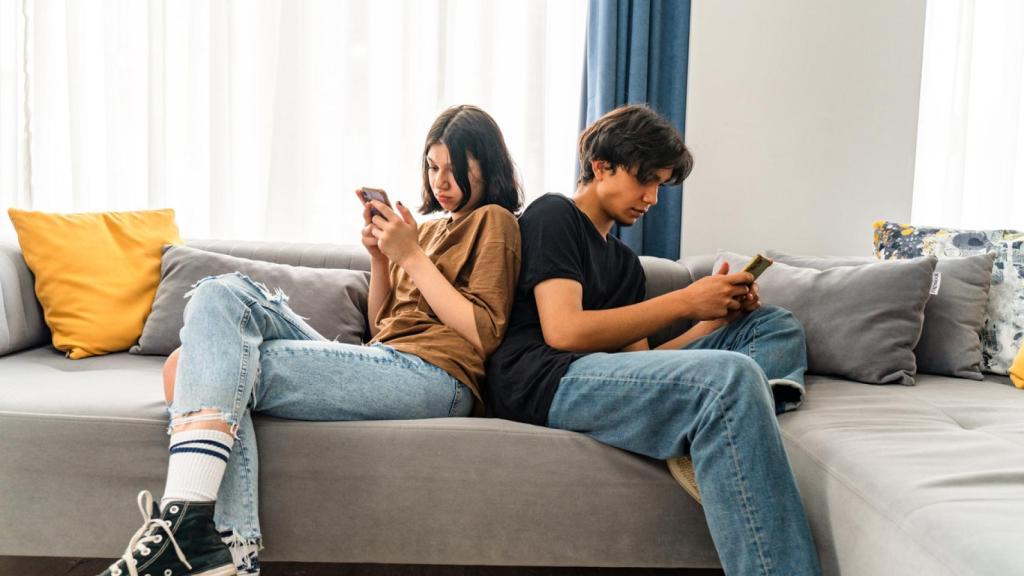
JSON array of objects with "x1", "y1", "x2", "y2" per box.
[
  {"x1": 420, "y1": 105, "x2": 523, "y2": 215},
  {"x1": 577, "y1": 104, "x2": 693, "y2": 187}
]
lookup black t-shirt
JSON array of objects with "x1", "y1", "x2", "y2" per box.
[{"x1": 486, "y1": 194, "x2": 646, "y2": 425}]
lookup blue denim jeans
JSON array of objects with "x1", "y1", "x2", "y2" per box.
[
  {"x1": 683, "y1": 305, "x2": 808, "y2": 416},
  {"x1": 168, "y1": 272, "x2": 473, "y2": 542},
  {"x1": 548, "y1": 306, "x2": 821, "y2": 576}
]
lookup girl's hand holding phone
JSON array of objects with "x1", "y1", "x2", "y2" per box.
[
  {"x1": 356, "y1": 189, "x2": 386, "y2": 261},
  {"x1": 370, "y1": 200, "x2": 421, "y2": 267}
]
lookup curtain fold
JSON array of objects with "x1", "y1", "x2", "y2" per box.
[
  {"x1": 579, "y1": 0, "x2": 691, "y2": 259},
  {"x1": 1, "y1": 0, "x2": 588, "y2": 245}
]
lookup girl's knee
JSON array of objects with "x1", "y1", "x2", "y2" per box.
[
  {"x1": 187, "y1": 273, "x2": 246, "y2": 303},
  {"x1": 163, "y1": 347, "x2": 181, "y2": 404},
  {"x1": 169, "y1": 408, "x2": 234, "y2": 435}
]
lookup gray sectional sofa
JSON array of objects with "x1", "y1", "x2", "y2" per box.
[{"x1": 1, "y1": 239, "x2": 1022, "y2": 576}]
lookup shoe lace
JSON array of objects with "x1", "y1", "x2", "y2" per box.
[{"x1": 107, "y1": 491, "x2": 193, "y2": 576}]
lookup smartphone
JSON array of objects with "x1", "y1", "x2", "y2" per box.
[
  {"x1": 359, "y1": 187, "x2": 391, "y2": 218},
  {"x1": 742, "y1": 254, "x2": 773, "y2": 281}
]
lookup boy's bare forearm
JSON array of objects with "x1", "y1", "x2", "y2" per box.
[
  {"x1": 656, "y1": 319, "x2": 726, "y2": 350},
  {"x1": 546, "y1": 292, "x2": 693, "y2": 352}
]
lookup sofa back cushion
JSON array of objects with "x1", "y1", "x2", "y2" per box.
[
  {"x1": 2, "y1": 239, "x2": 700, "y2": 356},
  {"x1": 188, "y1": 239, "x2": 371, "y2": 272},
  {"x1": 639, "y1": 256, "x2": 695, "y2": 348},
  {"x1": 131, "y1": 245, "x2": 370, "y2": 356},
  {"x1": 679, "y1": 253, "x2": 717, "y2": 282},
  {"x1": 0, "y1": 241, "x2": 49, "y2": 357},
  {"x1": 0, "y1": 238, "x2": 372, "y2": 358}
]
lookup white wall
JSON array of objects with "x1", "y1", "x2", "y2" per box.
[{"x1": 681, "y1": 0, "x2": 927, "y2": 257}]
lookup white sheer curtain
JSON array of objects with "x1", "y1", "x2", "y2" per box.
[
  {"x1": 0, "y1": 0, "x2": 588, "y2": 243},
  {"x1": 912, "y1": 0, "x2": 1024, "y2": 230},
  {"x1": 0, "y1": 0, "x2": 29, "y2": 240}
]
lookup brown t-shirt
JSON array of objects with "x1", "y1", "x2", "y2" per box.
[{"x1": 369, "y1": 204, "x2": 521, "y2": 414}]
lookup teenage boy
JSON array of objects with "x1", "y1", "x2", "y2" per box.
[{"x1": 487, "y1": 104, "x2": 822, "y2": 576}]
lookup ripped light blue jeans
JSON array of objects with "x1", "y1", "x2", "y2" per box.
[{"x1": 168, "y1": 272, "x2": 473, "y2": 543}]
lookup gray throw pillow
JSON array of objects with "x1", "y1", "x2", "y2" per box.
[
  {"x1": 715, "y1": 251, "x2": 937, "y2": 385},
  {"x1": 131, "y1": 245, "x2": 370, "y2": 356},
  {"x1": 767, "y1": 250, "x2": 996, "y2": 380},
  {"x1": 874, "y1": 221, "x2": 1023, "y2": 375}
]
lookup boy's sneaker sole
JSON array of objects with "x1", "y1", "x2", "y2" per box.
[
  {"x1": 667, "y1": 456, "x2": 702, "y2": 505},
  {"x1": 190, "y1": 566, "x2": 237, "y2": 576}
]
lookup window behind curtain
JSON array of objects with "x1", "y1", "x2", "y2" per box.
[
  {"x1": 913, "y1": 0, "x2": 1024, "y2": 230},
  {"x1": 0, "y1": 0, "x2": 589, "y2": 244}
]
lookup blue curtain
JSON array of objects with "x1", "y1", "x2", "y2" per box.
[{"x1": 579, "y1": 0, "x2": 692, "y2": 260}]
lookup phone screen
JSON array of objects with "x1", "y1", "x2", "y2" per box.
[
  {"x1": 742, "y1": 254, "x2": 773, "y2": 281},
  {"x1": 360, "y1": 187, "x2": 390, "y2": 217},
  {"x1": 360, "y1": 188, "x2": 385, "y2": 203}
]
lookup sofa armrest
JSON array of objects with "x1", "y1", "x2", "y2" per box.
[
  {"x1": 679, "y1": 253, "x2": 717, "y2": 282},
  {"x1": 639, "y1": 255, "x2": 696, "y2": 349},
  {"x1": 0, "y1": 241, "x2": 49, "y2": 356}
]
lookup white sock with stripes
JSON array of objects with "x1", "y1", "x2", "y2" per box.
[{"x1": 161, "y1": 428, "x2": 234, "y2": 510}]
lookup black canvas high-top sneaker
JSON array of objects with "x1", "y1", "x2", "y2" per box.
[{"x1": 99, "y1": 491, "x2": 236, "y2": 576}]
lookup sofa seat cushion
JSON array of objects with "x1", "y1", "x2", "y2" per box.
[
  {"x1": 0, "y1": 346, "x2": 718, "y2": 567},
  {"x1": 0, "y1": 345, "x2": 170, "y2": 420},
  {"x1": 779, "y1": 374, "x2": 1024, "y2": 576}
]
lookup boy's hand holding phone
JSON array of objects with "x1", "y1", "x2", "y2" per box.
[
  {"x1": 679, "y1": 267, "x2": 753, "y2": 321},
  {"x1": 728, "y1": 253, "x2": 772, "y2": 315},
  {"x1": 742, "y1": 253, "x2": 773, "y2": 282},
  {"x1": 678, "y1": 254, "x2": 771, "y2": 322}
]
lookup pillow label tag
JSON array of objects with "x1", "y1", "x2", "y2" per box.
[{"x1": 930, "y1": 272, "x2": 942, "y2": 295}]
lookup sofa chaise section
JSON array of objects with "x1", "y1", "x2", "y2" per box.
[{"x1": 779, "y1": 374, "x2": 1024, "y2": 576}]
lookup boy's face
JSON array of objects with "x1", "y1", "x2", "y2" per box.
[{"x1": 593, "y1": 161, "x2": 672, "y2": 227}]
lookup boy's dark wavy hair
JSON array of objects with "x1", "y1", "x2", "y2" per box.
[
  {"x1": 577, "y1": 104, "x2": 693, "y2": 186},
  {"x1": 420, "y1": 105, "x2": 523, "y2": 215}
]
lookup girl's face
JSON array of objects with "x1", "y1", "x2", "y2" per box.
[{"x1": 426, "y1": 143, "x2": 485, "y2": 220}]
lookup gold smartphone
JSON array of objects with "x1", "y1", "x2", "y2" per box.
[{"x1": 742, "y1": 254, "x2": 773, "y2": 280}]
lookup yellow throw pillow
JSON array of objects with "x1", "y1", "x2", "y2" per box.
[
  {"x1": 8, "y1": 208, "x2": 183, "y2": 359},
  {"x1": 1011, "y1": 344, "x2": 1024, "y2": 389}
]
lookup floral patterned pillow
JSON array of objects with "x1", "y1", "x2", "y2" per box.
[
  {"x1": 874, "y1": 220, "x2": 1024, "y2": 375},
  {"x1": 1012, "y1": 345, "x2": 1024, "y2": 389}
]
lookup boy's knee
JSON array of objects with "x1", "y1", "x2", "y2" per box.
[
  {"x1": 720, "y1": 352, "x2": 773, "y2": 403},
  {"x1": 759, "y1": 305, "x2": 805, "y2": 337},
  {"x1": 760, "y1": 304, "x2": 797, "y2": 324},
  {"x1": 723, "y1": 351, "x2": 764, "y2": 381}
]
